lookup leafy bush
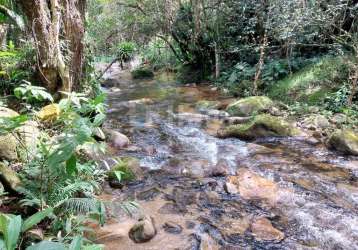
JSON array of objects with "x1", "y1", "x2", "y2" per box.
[
  {"x1": 14, "y1": 81, "x2": 54, "y2": 104},
  {"x1": 117, "y1": 42, "x2": 136, "y2": 63},
  {"x1": 131, "y1": 67, "x2": 154, "y2": 79}
]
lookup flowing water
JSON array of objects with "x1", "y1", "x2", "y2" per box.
[{"x1": 100, "y1": 65, "x2": 358, "y2": 250}]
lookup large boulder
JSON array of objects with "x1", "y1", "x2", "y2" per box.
[
  {"x1": 226, "y1": 96, "x2": 274, "y2": 116},
  {"x1": 0, "y1": 162, "x2": 21, "y2": 191},
  {"x1": 251, "y1": 217, "x2": 285, "y2": 242},
  {"x1": 218, "y1": 114, "x2": 299, "y2": 140},
  {"x1": 328, "y1": 130, "x2": 358, "y2": 155},
  {"x1": 0, "y1": 107, "x2": 19, "y2": 161}
]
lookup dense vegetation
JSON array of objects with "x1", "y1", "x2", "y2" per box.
[{"x1": 0, "y1": 0, "x2": 357, "y2": 249}]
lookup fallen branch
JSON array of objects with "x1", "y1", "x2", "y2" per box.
[{"x1": 97, "y1": 58, "x2": 119, "y2": 80}]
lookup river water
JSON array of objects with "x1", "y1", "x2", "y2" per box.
[{"x1": 100, "y1": 66, "x2": 358, "y2": 250}]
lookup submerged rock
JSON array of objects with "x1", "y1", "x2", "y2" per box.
[
  {"x1": 328, "y1": 129, "x2": 358, "y2": 155},
  {"x1": 251, "y1": 217, "x2": 284, "y2": 241},
  {"x1": 0, "y1": 162, "x2": 21, "y2": 191},
  {"x1": 163, "y1": 221, "x2": 183, "y2": 234},
  {"x1": 226, "y1": 96, "x2": 274, "y2": 116},
  {"x1": 129, "y1": 216, "x2": 157, "y2": 243},
  {"x1": 218, "y1": 114, "x2": 299, "y2": 140}
]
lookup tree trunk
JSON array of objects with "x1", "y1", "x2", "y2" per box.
[
  {"x1": 253, "y1": 32, "x2": 268, "y2": 95},
  {"x1": 17, "y1": 0, "x2": 85, "y2": 93},
  {"x1": 0, "y1": 24, "x2": 8, "y2": 50},
  {"x1": 214, "y1": 43, "x2": 220, "y2": 79}
]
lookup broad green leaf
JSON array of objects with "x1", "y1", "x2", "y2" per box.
[
  {"x1": 26, "y1": 241, "x2": 66, "y2": 250},
  {"x1": 22, "y1": 208, "x2": 53, "y2": 232},
  {"x1": 47, "y1": 141, "x2": 76, "y2": 169},
  {"x1": 69, "y1": 236, "x2": 82, "y2": 250},
  {"x1": 6, "y1": 215, "x2": 22, "y2": 250},
  {"x1": 66, "y1": 154, "x2": 77, "y2": 175},
  {"x1": 114, "y1": 171, "x2": 124, "y2": 182}
]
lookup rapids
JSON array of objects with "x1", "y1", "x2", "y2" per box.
[{"x1": 99, "y1": 64, "x2": 358, "y2": 250}]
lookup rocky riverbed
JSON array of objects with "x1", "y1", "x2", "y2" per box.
[{"x1": 95, "y1": 66, "x2": 358, "y2": 250}]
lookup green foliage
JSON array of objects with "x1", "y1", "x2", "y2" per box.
[
  {"x1": 141, "y1": 39, "x2": 179, "y2": 70},
  {"x1": 107, "y1": 158, "x2": 135, "y2": 183},
  {"x1": 0, "y1": 209, "x2": 53, "y2": 250},
  {"x1": 117, "y1": 42, "x2": 136, "y2": 62},
  {"x1": 267, "y1": 56, "x2": 350, "y2": 104},
  {"x1": 0, "y1": 42, "x2": 36, "y2": 95},
  {"x1": 14, "y1": 81, "x2": 54, "y2": 104},
  {"x1": 131, "y1": 67, "x2": 154, "y2": 79}
]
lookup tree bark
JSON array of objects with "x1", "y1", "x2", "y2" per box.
[
  {"x1": 17, "y1": 0, "x2": 85, "y2": 93},
  {"x1": 0, "y1": 24, "x2": 8, "y2": 50}
]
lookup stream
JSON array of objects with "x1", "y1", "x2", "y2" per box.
[{"x1": 98, "y1": 64, "x2": 358, "y2": 250}]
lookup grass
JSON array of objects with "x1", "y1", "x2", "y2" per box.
[{"x1": 267, "y1": 56, "x2": 350, "y2": 105}]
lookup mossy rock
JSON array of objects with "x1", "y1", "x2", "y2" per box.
[
  {"x1": 107, "y1": 157, "x2": 143, "y2": 188},
  {"x1": 0, "y1": 162, "x2": 21, "y2": 192},
  {"x1": 218, "y1": 114, "x2": 300, "y2": 140},
  {"x1": 226, "y1": 96, "x2": 274, "y2": 116},
  {"x1": 131, "y1": 67, "x2": 154, "y2": 79},
  {"x1": 195, "y1": 100, "x2": 220, "y2": 111},
  {"x1": 328, "y1": 130, "x2": 358, "y2": 156}
]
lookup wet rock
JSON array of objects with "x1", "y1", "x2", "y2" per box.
[
  {"x1": 0, "y1": 162, "x2": 21, "y2": 192},
  {"x1": 36, "y1": 104, "x2": 60, "y2": 122},
  {"x1": 163, "y1": 221, "x2": 183, "y2": 234},
  {"x1": 331, "y1": 113, "x2": 347, "y2": 125},
  {"x1": 158, "y1": 203, "x2": 181, "y2": 214},
  {"x1": 233, "y1": 169, "x2": 279, "y2": 206},
  {"x1": 211, "y1": 159, "x2": 231, "y2": 177},
  {"x1": 105, "y1": 129, "x2": 130, "y2": 149},
  {"x1": 224, "y1": 176, "x2": 239, "y2": 194},
  {"x1": 129, "y1": 216, "x2": 157, "y2": 243},
  {"x1": 183, "y1": 160, "x2": 210, "y2": 178},
  {"x1": 218, "y1": 114, "x2": 299, "y2": 140},
  {"x1": 328, "y1": 129, "x2": 358, "y2": 155},
  {"x1": 226, "y1": 96, "x2": 274, "y2": 116},
  {"x1": 185, "y1": 221, "x2": 196, "y2": 229},
  {"x1": 137, "y1": 186, "x2": 161, "y2": 201},
  {"x1": 251, "y1": 217, "x2": 284, "y2": 241}
]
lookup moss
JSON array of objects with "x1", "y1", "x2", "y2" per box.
[
  {"x1": 226, "y1": 96, "x2": 274, "y2": 116},
  {"x1": 328, "y1": 130, "x2": 358, "y2": 155},
  {"x1": 219, "y1": 114, "x2": 299, "y2": 140},
  {"x1": 131, "y1": 67, "x2": 154, "y2": 79},
  {"x1": 107, "y1": 157, "x2": 137, "y2": 182}
]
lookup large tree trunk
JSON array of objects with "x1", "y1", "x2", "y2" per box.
[
  {"x1": 0, "y1": 24, "x2": 8, "y2": 50},
  {"x1": 17, "y1": 0, "x2": 85, "y2": 93}
]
